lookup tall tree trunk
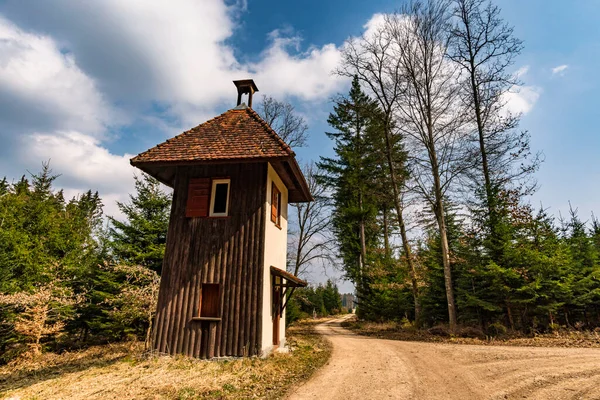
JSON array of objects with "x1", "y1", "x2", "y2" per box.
[
  {"x1": 427, "y1": 120, "x2": 457, "y2": 332},
  {"x1": 382, "y1": 119, "x2": 421, "y2": 324},
  {"x1": 358, "y1": 193, "x2": 367, "y2": 294},
  {"x1": 563, "y1": 306, "x2": 571, "y2": 328},
  {"x1": 356, "y1": 111, "x2": 367, "y2": 288},
  {"x1": 506, "y1": 302, "x2": 515, "y2": 331},
  {"x1": 467, "y1": 43, "x2": 500, "y2": 257},
  {"x1": 465, "y1": 20, "x2": 493, "y2": 211},
  {"x1": 435, "y1": 200, "x2": 457, "y2": 332},
  {"x1": 382, "y1": 206, "x2": 390, "y2": 256},
  {"x1": 359, "y1": 223, "x2": 367, "y2": 276},
  {"x1": 359, "y1": 194, "x2": 368, "y2": 272}
]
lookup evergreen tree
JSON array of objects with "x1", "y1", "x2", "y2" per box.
[
  {"x1": 322, "y1": 280, "x2": 343, "y2": 314},
  {"x1": 564, "y1": 209, "x2": 600, "y2": 326},
  {"x1": 318, "y1": 76, "x2": 386, "y2": 303},
  {"x1": 0, "y1": 177, "x2": 8, "y2": 195},
  {"x1": 0, "y1": 163, "x2": 108, "y2": 355},
  {"x1": 109, "y1": 174, "x2": 171, "y2": 274}
]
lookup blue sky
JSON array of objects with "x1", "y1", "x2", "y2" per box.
[{"x1": 0, "y1": 0, "x2": 598, "y2": 288}]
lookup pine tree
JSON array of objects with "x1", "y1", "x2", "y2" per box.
[
  {"x1": 109, "y1": 174, "x2": 171, "y2": 274},
  {"x1": 565, "y1": 209, "x2": 600, "y2": 326},
  {"x1": 318, "y1": 77, "x2": 383, "y2": 306},
  {"x1": 322, "y1": 280, "x2": 343, "y2": 314},
  {"x1": 0, "y1": 177, "x2": 8, "y2": 195},
  {"x1": 0, "y1": 163, "x2": 108, "y2": 354}
]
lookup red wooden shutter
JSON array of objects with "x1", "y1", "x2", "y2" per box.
[
  {"x1": 186, "y1": 178, "x2": 210, "y2": 217},
  {"x1": 271, "y1": 183, "x2": 279, "y2": 224}
]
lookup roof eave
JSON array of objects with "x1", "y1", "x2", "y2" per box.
[
  {"x1": 130, "y1": 155, "x2": 291, "y2": 168},
  {"x1": 286, "y1": 157, "x2": 313, "y2": 203}
]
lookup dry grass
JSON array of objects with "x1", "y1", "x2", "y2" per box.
[
  {"x1": 0, "y1": 321, "x2": 331, "y2": 400},
  {"x1": 343, "y1": 317, "x2": 600, "y2": 348}
]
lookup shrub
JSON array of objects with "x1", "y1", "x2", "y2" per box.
[{"x1": 487, "y1": 322, "x2": 508, "y2": 337}]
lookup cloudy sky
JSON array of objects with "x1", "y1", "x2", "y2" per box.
[{"x1": 1, "y1": 0, "x2": 598, "y2": 287}]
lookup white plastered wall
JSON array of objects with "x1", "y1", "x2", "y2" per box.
[{"x1": 261, "y1": 163, "x2": 288, "y2": 355}]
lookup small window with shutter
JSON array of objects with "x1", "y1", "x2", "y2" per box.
[
  {"x1": 209, "y1": 179, "x2": 230, "y2": 217},
  {"x1": 186, "y1": 178, "x2": 231, "y2": 218},
  {"x1": 186, "y1": 178, "x2": 211, "y2": 217},
  {"x1": 271, "y1": 182, "x2": 281, "y2": 227},
  {"x1": 200, "y1": 283, "x2": 220, "y2": 318}
]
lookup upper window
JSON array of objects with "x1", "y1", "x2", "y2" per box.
[
  {"x1": 186, "y1": 177, "x2": 230, "y2": 218},
  {"x1": 271, "y1": 182, "x2": 281, "y2": 227},
  {"x1": 209, "y1": 179, "x2": 230, "y2": 217}
]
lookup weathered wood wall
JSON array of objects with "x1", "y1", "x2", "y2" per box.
[{"x1": 152, "y1": 162, "x2": 267, "y2": 358}]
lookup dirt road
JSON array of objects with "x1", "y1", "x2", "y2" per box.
[{"x1": 287, "y1": 316, "x2": 600, "y2": 400}]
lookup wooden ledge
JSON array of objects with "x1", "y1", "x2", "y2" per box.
[{"x1": 191, "y1": 317, "x2": 221, "y2": 322}]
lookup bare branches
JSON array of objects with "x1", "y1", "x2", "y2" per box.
[
  {"x1": 383, "y1": 0, "x2": 464, "y2": 330},
  {"x1": 385, "y1": 4, "x2": 467, "y2": 205},
  {"x1": 288, "y1": 163, "x2": 335, "y2": 278},
  {"x1": 448, "y1": 0, "x2": 539, "y2": 199},
  {"x1": 257, "y1": 96, "x2": 309, "y2": 149}
]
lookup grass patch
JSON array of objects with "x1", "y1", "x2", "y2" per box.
[
  {"x1": 343, "y1": 317, "x2": 600, "y2": 348},
  {"x1": 0, "y1": 321, "x2": 331, "y2": 399}
]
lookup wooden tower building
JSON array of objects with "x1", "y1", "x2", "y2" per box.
[{"x1": 130, "y1": 79, "x2": 311, "y2": 358}]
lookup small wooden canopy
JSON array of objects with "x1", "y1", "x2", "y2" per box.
[{"x1": 270, "y1": 266, "x2": 307, "y2": 288}]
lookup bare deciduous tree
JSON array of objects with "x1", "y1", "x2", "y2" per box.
[
  {"x1": 287, "y1": 163, "x2": 335, "y2": 277},
  {"x1": 337, "y1": 24, "x2": 422, "y2": 323},
  {"x1": 387, "y1": 0, "x2": 466, "y2": 331},
  {"x1": 258, "y1": 96, "x2": 309, "y2": 149},
  {"x1": 448, "y1": 0, "x2": 540, "y2": 240}
]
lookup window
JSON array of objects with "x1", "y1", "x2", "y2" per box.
[
  {"x1": 209, "y1": 179, "x2": 230, "y2": 217},
  {"x1": 200, "y1": 283, "x2": 220, "y2": 318},
  {"x1": 271, "y1": 182, "x2": 281, "y2": 227},
  {"x1": 186, "y1": 177, "x2": 230, "y2": 218}
]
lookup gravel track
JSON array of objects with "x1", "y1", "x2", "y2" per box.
[{"x1": 287, "y1": 315, "x2": 600, "y2": 400}]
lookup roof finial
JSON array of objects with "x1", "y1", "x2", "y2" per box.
[{"x1": 233, "y1": 79, "x2": 259, "y2": 108}]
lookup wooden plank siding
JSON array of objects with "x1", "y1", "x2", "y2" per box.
[{"x1": 152, "y1": 162, "x2": 267, "y2": 358}]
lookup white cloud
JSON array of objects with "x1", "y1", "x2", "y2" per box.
[
  {"x1": 514, "y1": 65, "x2": 530, "y2": 79},
  {"x1": 552, "y1": 64, "x2": 569, "y2": 76},
  {"x1": 0, "y1": 15, "x2": 131, "y2": 217},
  {"x1": 0, "y1": 0, "x2": 349, "y2": 215},
  {"x1": 23, "y1": 131, "x2": 135, "y2": 218},
  {"x1": 504, "y1": 86, "x2": 542, "y2": 115},
  {"x1": 251, "y1": 30, "x2": 345, "y2": 101},
  {"x1": 0, "y1": 0, "x2": 345, "y2": 125},
  {"x1": 0, "y1": 16, "x2": 118, "y2": 137},
  {"x1": 503, "y1": 66, "x2": 542, "y2": 116},
  {"x1": 362, "y1": 13, "x2": 387, "y2": 39},
  {"x1": 3, "y1": 2, "x2": 545, "y2": 222}
]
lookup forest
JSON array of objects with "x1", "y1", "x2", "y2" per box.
[
  {"x1": 0, "y1": 165, "x2": 343, "y2": 362},
  {"x1": 1, "y1": 0, "x2": 600, "y2": 365},
  {"x1": 315, "y1": 0, "x2": 600, "y2": 334}
]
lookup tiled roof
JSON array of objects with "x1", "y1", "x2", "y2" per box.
[{"x1": 131, "y1": 106, "x2": 294, "y2": 165}]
